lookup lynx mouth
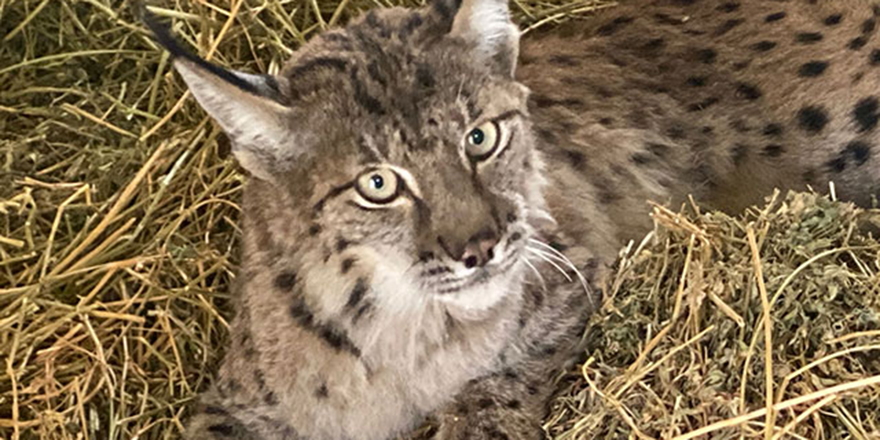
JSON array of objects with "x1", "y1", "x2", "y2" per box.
[{"x1": 423, "y1": 249, "x2": 522, "y2": 294}]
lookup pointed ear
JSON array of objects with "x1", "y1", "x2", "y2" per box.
[
  {"x1": 449, "y1": 0, "x2": 520, "y2": 77},
  {"x1": 143, "y1": 10, "x2": 294, "y2": 180}
]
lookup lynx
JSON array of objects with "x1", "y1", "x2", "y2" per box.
[{"x1": 143, "y1": 0, "x2": 880, "y2": 438}]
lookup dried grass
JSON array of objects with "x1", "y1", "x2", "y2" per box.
[
  {"x1": 546, "y1": 191, "x2": 880, "y2": 439},
  {"x1": 3, "y1": 1, "x2": 879, "y2": 439},
  {"x1": 0, "y1": 0, "x2": 612, "y2": 438}
]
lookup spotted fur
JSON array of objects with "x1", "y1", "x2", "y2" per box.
[{"x1": 143, "y1": 0, "x2": 880, "y2": 439}]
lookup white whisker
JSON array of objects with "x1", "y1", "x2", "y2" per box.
[
  {"x1": 521, "y1": 256, "x2": 546, "y2": 291},
  {"x1": 525, "y1": 248, "x2": 573, "y2": 282},
  {"x1": 528, "y1": 238, "x2": 592, "y2": 296}
]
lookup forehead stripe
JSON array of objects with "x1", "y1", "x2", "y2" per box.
[{"x1": 288, "y1": 57, "x2": 349, "y2": 78}]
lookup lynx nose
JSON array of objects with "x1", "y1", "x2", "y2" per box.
[{"x1": 441, "y1": 229, "x2": 499, "y2": 269}]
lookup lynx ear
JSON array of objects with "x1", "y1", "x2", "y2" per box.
[
  {"x1": 143, "y1": 11, "x2": 293, "y2": 180},
  {"x1": 448, "y1": 0, "x2": 520, "y2": 77}
]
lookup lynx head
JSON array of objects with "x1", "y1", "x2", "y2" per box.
[{"x1": 145, "y1": 0, "x2": 551, "y2": 318}]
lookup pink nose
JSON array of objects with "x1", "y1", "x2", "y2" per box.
[{"x1": 460, "y1": 235, "x2": 499, "y2": 269}]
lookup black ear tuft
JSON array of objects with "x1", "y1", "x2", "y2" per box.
[{"x1": 138, "y1": 4, "x2": 267, "y2": 97}]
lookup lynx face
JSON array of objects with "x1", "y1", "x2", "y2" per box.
[{"x1": 146, "y1": 0, "x2": 550, "y2": 313}]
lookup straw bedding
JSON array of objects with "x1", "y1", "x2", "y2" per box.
[{"x1": 1, "y1": 0, "x2": 878, "y2": 438}]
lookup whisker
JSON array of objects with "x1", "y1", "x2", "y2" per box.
[
  {"x1": 528, "y1": 238, "x2": 592, "y2": 297},
  {"x1": 521, "y1": 256, "x2": 547, "y2": 292},
  {"x1": 525, "y1": 248, "x2": 573, "y2": 282}
]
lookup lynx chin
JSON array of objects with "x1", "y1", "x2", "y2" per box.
[{"x1": 143, "y1": 0, "x2": 880, "y2": 438}]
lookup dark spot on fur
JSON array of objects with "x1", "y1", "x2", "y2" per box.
[
  {"x1": 846, "y1": 141, "x2": 872, "y2": 165},
  {"x1": 353, "y1": 301, "x2": 373, "y2": 324},
  {"x1": 208, "y1": 424, "x2": 235, "y2": 436},
  {"x1": 654, "y1": 13, "x2": 686, "y2": 25},
  {"x1": 203, "y1": 405, "x2": 228, "y2": 415},
  {"x1": 730, "y1": 144, "x2": 748, "y2": 165},
  {"x1": 871, "y1": 50, "x2": 880, "y2": 65},
  {"x1": 564, "y1": 150, "x2": 586, "y2": 169},
  {"x1": 642, "y1": 37, "x2": 666, "y2": 51},
  {"x1": 854, "y1": 97, "x2": 880, "y2": 132},
  {"x1": 715, "y1": 18, "x2": 745, "y2": 36},
  {"x1": 733, "y1": 60, "x2": 752, "y2": 70},
  {"x1": 289, "y1": 300, "x2": 314, "y2": 325},
  {"x1": 696, "y1": 48, "x2": 717, "y2": 64},
  {"x1": 346, "y1": 279, "x2": 368, "y2": 310},
  {"x1": 536, "y1": 128, "x2": 557, "y2": 144},
  {"x1": 717, "y1": 2, "x2": 740, "y2": 12},
  {"x1": 505, "y1": 399, "x2": 522, "y2": 410},
  {"x1": 667, "y1": 125, "x2": 686, "y2": 140},
  {"x1": 797, "y1": 106, "x2": 829, "y2": 133},
  {"x1": 736, "y1": 82, "x2": 762, "y2": 100},
  {"x1": 399, "y1": 13, "x2": 423, "y2": 38},
  {"x1": 351, "y1": 69, "x2": 385, "y2": 115},
  {"x1": 802, "y1": 169, "x2": 817, "y2": 183},
  {"x1": 366, "y1": 61, "x2": 387, "y2": 87},
  {"x1": 341, "y1": 258, "x2": 356, "y2": 274},
  {"x1": 477, "y1": 398, "x2": 495, "y2": 409},
  {"x1": 631, "y1": 153, "x2": 652, "y2": 164},
  {"x1": 484, "y1": 428, "x2": 510, "y2": 440},
  {"x1": 309, "y1": 224, "x2": 321, "y2": 236},
  {"x1": 527, "y1": 385, "x2": 539, "y2": 395},
  {"x1": 264, "y1": 391, "x2": 279, "y2": 405},
  {"x1": 599, "y1": 117, "x2": 614, "y2": 126},
  {"x1": 274, "y1": 271, "x2": 297, "y2": 292},
  {"x1": 799, "y1": 61, "x2": 829, "y2": 77},
  {"x1": 765, "y1": 11, "x2": 786, "y2": 22},
  {"x1": 416, "y1": 64, "x2": 435, "y2": 89},
  {"x1": 824, "y1": 14, "x2": 842, "y2": 26},
  {"x1": 864, "y1": 18, "x2": 877, "y2": 34},
  {"x1": 762, "y1": 144, "x2": 784, "y2": 157},
  {"x1": 763, "y1": 123, "x2": 783, "y2": 137},
  {"x1": 315, "y1": 383, "x2": 329, "y2": 398},
  {"x1": 510, "y1": 232, "x2": 522, "y2": 242},
  {"x1": 531, "y1": 95, "x2": 584, "y2": 109},
  {"x1": 850, "y1": 36, "x2": 869, "y2": 50},
  {"x1": 549, "y1": 55, "x2": 578, "y2": 66},
  {"x1": 750, "y1": 40, "x2": 777, "y2": 52},
  {"x1": 647, "y1": 143, "x2": 670, "y2": 157},
  {"x1": 597, "y1": 16, "x2": 634, "y2": 36},
  {"x1": 336, "y1": 237, "x2": 351, "y2": 252},
  {"x1": 686, "y1": 76, "x2": 707, "y2": 87},
  {"x1": 796, "y1": 32, "x2": 823, "y2": 44},
  {"x1": 827, "y1": 156, "x2": 847, "y2": 173}
]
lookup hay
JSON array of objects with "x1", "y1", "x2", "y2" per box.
[
  {"x1": 3, "y1": 0, "x2": 879, "y2": 438},
  {"x1": 0, "y1": 0, "x2": 612, "y2": 438},
  {"x1": 547, "y1": 191, "x2": 880, "y2": 439}
]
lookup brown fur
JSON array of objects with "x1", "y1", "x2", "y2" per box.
[{"x1": 145, "y1": 0, "x2": 880, "y2": 439}]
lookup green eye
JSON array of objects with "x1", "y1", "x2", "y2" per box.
[
  {"x1": 356, "y1": 168, "x2": 400, "y2": 204},
  {"x1": 465, "y1": 121, "x2": 500, "y2": 160}
]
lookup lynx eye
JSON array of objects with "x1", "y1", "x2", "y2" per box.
[
  {"x1": 355, "y1": 168, "x2": 400, "y2": 204},
  {"x1": 465, "y1": 121, "x2": 500, "y2": 160}
]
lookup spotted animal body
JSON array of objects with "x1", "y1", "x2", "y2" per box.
[{"x1": 143, "y1": 0, "x2": 880, "y2": 439}]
